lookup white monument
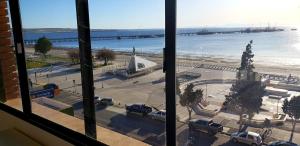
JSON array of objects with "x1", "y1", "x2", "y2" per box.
[{"x1": 127, "y1": 47, "x2": 157, "y2": 74}]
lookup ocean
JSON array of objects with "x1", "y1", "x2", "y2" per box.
[{"x1": 24, "y1": 28, "x2": 300, "y2": 67}]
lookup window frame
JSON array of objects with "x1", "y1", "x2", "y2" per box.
[{"x1": 4, "y1": 0, "x2": 178, "y2": 145}]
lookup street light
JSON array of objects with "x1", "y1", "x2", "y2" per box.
[
  {"x1": 34, "y1": 71, "x2": 37, "y2": 83},
  {"x1": 277, "y1": 97, "x2": 284, "y2": 114},
  {"x1": 73, "y1": 79, "x2": 76, "y2": 93},
  {"x1": 65, "y1": 71, "x2": 68, "y2": 80},
  {"x1": 205, "y1": 80, "x2": 208, "y2": 99},
  {"x1": 46, "y1": 74, "x2": 49, "y2": 83}
]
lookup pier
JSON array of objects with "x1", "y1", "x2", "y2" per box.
[
  {"x1": 24, "y1": 34, "x2": 166, "y2": 45},
  {"x1": 24, "y1": 27, "x2": 284, "y2": 45}
]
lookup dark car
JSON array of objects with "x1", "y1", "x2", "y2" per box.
[
  {"x1": 189, "y1": 118, "x2": 223, "y2": 136},
  {"x1": 125, "y1": 104, "x2": 152, "y2": 116},
  {"x1": 268, "y1": 141, "x2": 298, "y2": 146},
  {"x1": 94, "y1": 96, "x2": 101, "y2": 104},
  {"x1": 43, "y1": 83, "x2": 59, "y2": 90}
]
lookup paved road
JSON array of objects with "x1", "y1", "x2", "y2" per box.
[
  {"x1": 49, "y1": 91, "x2": 260, "y2": 146},
  {"x1": 75, "y1": 105, "x2": 167, "y2": 145},
  {"x1": 74, "y1": 104, "x2": 248, "y2": 146},
  {"x1": 176, "y1": 124, "x2": 247, "y2": 146}
]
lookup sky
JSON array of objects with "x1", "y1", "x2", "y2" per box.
[{"x1": 19, "y1": 0, "x2": 300, "y2": 29}]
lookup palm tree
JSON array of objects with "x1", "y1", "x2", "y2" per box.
[{"x1": 179, "y1": 83, "x2": 203, "y2": 120}]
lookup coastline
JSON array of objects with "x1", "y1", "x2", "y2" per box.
[{"x1": 24, "y1": 47, "x2": 300, "y2": 76}]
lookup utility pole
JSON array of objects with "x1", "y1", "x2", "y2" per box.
[
  {"x1": 73, "y1": 79, "x2": 76, "y2": 93},
  {"x1": 47, "y1": 74, "x2": 49, "y2": 83},
  {"x1": 35, "y1": 72, "x2": 37, "y2": 83},
  {"x1": 277, "y1": 97, "x2": 283, "y2": 114},
  {"x1": 65, "y1": 71, "x2": 68, "y2": 80},
  {"x1": 205, "y1": 81, "x2": 208, "y2": 99}
]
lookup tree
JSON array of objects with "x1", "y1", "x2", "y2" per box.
[
  {"x1": 67, "y1": 50, "x2": 80, "y2": 64},
  {"x1": 34, "y1": 37, "x2": 52, "y2": 57},
  {"x1": 179, "y1": 83, "x2": 203, "y2": 120},
  {"x1": 238, "y1": 40, "x2": 254, "y2": 80},
  {"x1": 282, "y1": 96, "x2": 300, "y2": 142},
  {"x1": 96, "y1": 48, "x2": 116, "y2": 66},
  {"x1": 224, "y1": 40, "x2": 265, "y2": 131},
  {"x1": 225, "y1": 81, "x2": 265, "y2": 131}
]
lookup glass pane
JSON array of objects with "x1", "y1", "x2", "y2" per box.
[
  {"x1": 176, "y1": 0, "x2": 300, "y2": 145},
  {"x1": 88, "y1": 0, "x2": 166, "y2": 145},
  {"x1": 20, "y1": 0, "x2": 85, "y2": 134}
]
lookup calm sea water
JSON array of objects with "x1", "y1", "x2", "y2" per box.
[{"x1": 24, "y1": 28, "x2": 300, "y2": 67}]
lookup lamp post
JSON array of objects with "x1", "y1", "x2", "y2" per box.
[
  {"x1": 73, "y1": 79, "x2": 76, "y2": 93},
  {"x1": 277, "y1": 97, "x2": 283, "y2": 114},
  {"x1": 46, "y1": 74, "x2": 49, "y2": 83},
  {"x1": 35, "y1": 72, "x2": 37, "y2": 83},
  {"x1": 65, "y1": 71, "x2": 68, "y2": 80}
]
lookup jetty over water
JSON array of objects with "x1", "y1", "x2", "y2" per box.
[
  {"x1": 24, "y1": 27, "x2": 284, "y2": 45},
  {"x1": 24, "y1": 34, "x2": 165, "y2": 45}
]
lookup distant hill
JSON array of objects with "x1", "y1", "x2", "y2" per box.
[
  {"x1": 23, "y1": 28, "x2": 118, "y2": 33},
  {"x1": 23, "y1": 28, "x2": 76, "y2": 33}
]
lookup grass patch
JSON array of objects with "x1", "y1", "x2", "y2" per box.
[
  {"x1": 26, "y1": 54, "x2": 72, "y2": 69},
  {"x1": 26, "y1": 60, "x2": 50, "y2": 69},
  {"x1": 46, "y1": 55, "x2": 72, "y2": 63}
]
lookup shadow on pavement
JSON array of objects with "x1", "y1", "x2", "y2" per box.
[
  {"x1": 95, "y1": 104, "x2": 108, "y2": 111},
  {"x1": 143, "y1": 134, "x2": 165, "y2": 146},
  {"x1": 177, "y1": 128, "x2": 228, "y2": 146},
  {"x1": 219, "y1": 141, "x2": 248, "y2": 146},
  {"x1": 72, "y1": 101, "x2": 83, "y2": 110},
  {"x1": 107, "y1": 113, "x2": 165, "y2": 142},
  {"x1": 94, "y1": 74, "x2": 127, "y2": 82}
]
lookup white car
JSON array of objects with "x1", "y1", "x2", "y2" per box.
[
  {"x1": 99, "y1": 97, "x2": 114, "y2": 106},
  {"x1": 148, "y1": 110, "x2": 166, "y2": 121},
  {"x1": 231, "y1": 131, "x2": 263, "y2": 146}
]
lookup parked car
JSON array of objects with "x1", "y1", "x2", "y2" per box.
[
  {"x1": 268, "y1": 141, "x2": 298, "y2": 146},
  {"x1": 125, "y1": 104, "x2": 152, "y2": 116},
  {"x1": 231, "y1": 131, "x2": 263, "y2": 146},
  {"x1": 99, "y1": 97, "x2": 114, "y2": 106},
  {"x1": 149, "y1": 110, "x2": 166, "y2": 121},
  {"x1": 188, "y1": 118, "x2": 223, "y2": 136},
  {"x1": 94, "y1": 96, "x2": 101, "y2": 104},
  {"x1": 43, "y1": 83, "x2": 59, "y2": 90}
]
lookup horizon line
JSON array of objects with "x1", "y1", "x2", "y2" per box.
[{"x1": 23, "y1": 25, "x2": 297, "y2": 30}]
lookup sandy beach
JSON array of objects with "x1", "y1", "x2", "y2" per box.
[{"x1": 25, "y1": 47, "x2": 300, "y2": 76}]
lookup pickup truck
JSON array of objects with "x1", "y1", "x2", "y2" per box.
[
  {"x1": 189, "y1": 118, "x2": 223, "y2": 136},
  {"x1": 125, "y1": 104, "x2": 152, "y2": 116}
]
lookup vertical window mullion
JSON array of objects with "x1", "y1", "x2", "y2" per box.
[
  {"x1": 165, "y1": 0, "x2": 177, "y2": 146},
  {"x1": 8, "y1": 0, "x2": 32, "y2": 115},
  {"x1": 75, "y1": 0, "x2": 97, "y2": 139}
]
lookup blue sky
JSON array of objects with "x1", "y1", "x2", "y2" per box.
[{"x1": 19, "y1": 0, "x2": 300, "y2": 29}]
